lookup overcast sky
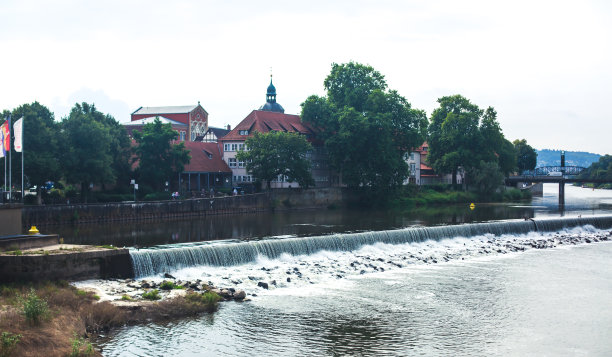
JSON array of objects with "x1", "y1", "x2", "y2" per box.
[{"x1": 1, "y1": 0, "x2": 610, "y2": 154}]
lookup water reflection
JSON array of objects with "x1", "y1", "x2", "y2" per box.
[{"x1": 42, "y1": 184, "x2": 612, "y2": 247}]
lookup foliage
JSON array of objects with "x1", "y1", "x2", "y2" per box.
[
  {"x1": 60, "y1": 103, "x2": 127, "y2": 202},
  {"x1": 142, "y1": 289, "x2": 161, "y2": 300},
  {"x1": 143, "y1": 191, "x2": 172, "y2": 201},
  {"x1": 467, "y1": 161, "x2": 505, "y2": 197},
  {"x1": 21, "y1": 288, "x2": 49, "y2": 325},
  {"x1": 237, "y1": 131, "x2": 314, "y2": 189},
  {"x1": 9, "y1": 102, "x2": 61, "y2": 202},
  {"x1": 70, "y1": 333, "x2": 94, "y2": 357},
  {"x1": 120, "y1": 294, "x2": 133, "y2": 301},
  {"x1": 577, "y1": 155, "x2": 612, "y2": 188},
  {"x1": 185, "y1": 291, "x2": 221, "y2": 305},
  {"x1": 133, "y1": 117, "x2": 191, "y2": 191},
  {"x1": 0, "y1": 331, "x2": 21, "y2": 357},
  {"x1": 514, "y1": 139, "x2": 537, "y2": 172},
  {"x1": 159, "y1": 281, "x2": 184, "y2": 290},
  {"x1": 427, "y1": 95, "x2": 514, "y2": 188},
  {"x1": 301, "y1": 62, "x2": 427, "y2": 194}
]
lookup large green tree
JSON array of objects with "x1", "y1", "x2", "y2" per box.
[
  {"x1": 133, "y1": 117, "x2": 191, "y2": 192},
  {"x1": 236, "y1": 131, "x2": 314, "y2": 189},
  {"x1": 60, "y1": 103, "x2": 119, "y2": 201},
  {"x1": 513, "y1": 139, "x2": 537, "y2": 172},
  {"x1": 9, "y1": 102, "x2": 61, "y2": 202},
  {"x1": 301, "y1": 62, "x2": 427, "y2": 192},
  {"x1": 428, "y1": 95, "x2": 515, "y2": 188}
]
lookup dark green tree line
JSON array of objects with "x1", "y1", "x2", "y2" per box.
[
  {"x1": 236, "y1": 131, "x2": 314, "y2": 189},
  {"x1": 301, "y1": 62, "x2": 427, "y2": 194}
]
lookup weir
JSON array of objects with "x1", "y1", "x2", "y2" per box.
[{"x1": 129, "y1": 215, "x2": 612, "y2": 278}]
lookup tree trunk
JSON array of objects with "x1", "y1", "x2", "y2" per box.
[{"x1": 452, "y1": 169, "x2": 458, "y2": 190}]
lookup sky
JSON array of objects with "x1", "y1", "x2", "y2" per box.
[{"x1": 1, "y1": 0, "x2": 611, "y2": 155}]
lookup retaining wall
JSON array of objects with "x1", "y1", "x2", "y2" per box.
[
  {"x1": 23, "y1": 193, "x2": 270, "y2": 226},
  {"x1": 0, "y1": 248, "x2": 133, "y2": 282}
]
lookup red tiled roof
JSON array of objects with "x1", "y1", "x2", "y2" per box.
[
  {"x1": 182, "y1": 141, "x2": 231, "y2": 173},
  {"x1": 220, "y1": 110, "x2": 317, "y2": 141}
]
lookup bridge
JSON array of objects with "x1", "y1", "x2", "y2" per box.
[{"x1": 505, "y1": 152, "x2": 610, "y2": 207}]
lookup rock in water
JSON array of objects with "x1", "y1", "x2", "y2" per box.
[
  {"x1": 257, "y1": 282, "x2": 269, "y2": 289},
  {"x1": 164, "y1": 272, "x2": 176, "y2": 279},
  {"x1": 234, "y1": 290, "x2": 246, "y2": 300}
]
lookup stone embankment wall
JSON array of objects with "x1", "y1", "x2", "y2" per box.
[
  {"x1": 0, "y1": 248, "x2": 133, "y2": 282},
  {"x1": 23, "y1": 193, "x2": 270, "y2": 226},
  {"x1": 270, "y1": 187, "x2": 346, "y2": 209}
]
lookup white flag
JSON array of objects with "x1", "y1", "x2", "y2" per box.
[{"x1": 13, "y1": 117, "x2": 23, "y2": 152}]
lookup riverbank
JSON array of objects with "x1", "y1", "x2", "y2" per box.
[
  {"x1": 391, "y1": 186, "x2": 531, "y2": 208},
  {"x1": 0, "y1": 279, "x2": 243, "y2": 356}
]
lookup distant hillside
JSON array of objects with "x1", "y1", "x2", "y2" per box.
[{"x1": 536, "y1": 149, "x2": 601, "y2": 168}]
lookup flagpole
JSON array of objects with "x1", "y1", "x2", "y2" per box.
[
  {"x1": 21, "y1": 117, "x2": 24, "y2": 203},
  {"x1": 8, "y1": 114, "x2": 12, "y2": 203}
]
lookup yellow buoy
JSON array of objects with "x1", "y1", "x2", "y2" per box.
[
  {"x1": 28, "y1": 226, "x2": 40, "y2": 235},
  {"x1": 469, "y1": 203, "x2": 475, "y2": 210}
]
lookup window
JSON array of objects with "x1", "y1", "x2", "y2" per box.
[
  {"x1": 203, "y1": 150, "x2": 212, "y2": 159},
  {"x1": 238, "y1": 144, "x2": 244, "y2": 151},
  {"x1": 410, "y1": 152, "x2": 415, "y2": 160},
  {"x1": 238, "y1": 160, "x2": 245, "y2": 168},
  {"x1": 231, "y1": 143, "x2": 238, "y2": 151},
  {"x1": 410, "y1": 163, "x2": 416, "y2": 175},
  {"x1": 180, "y1": 131, "x2": 186, "y2": 141},
  {"x1": 224, "y1": 144, "x2": 230, "y2": 151},
  {"x1": 239, "y1": 130, "x2": 249, "y2": 135},
  {"x1": 229, "y1": 158, "x2": 237, "y2": 168}
]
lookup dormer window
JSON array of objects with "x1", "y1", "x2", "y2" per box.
[{"x1": 239, "y1": 130, "x2": 249, "y2": 135}]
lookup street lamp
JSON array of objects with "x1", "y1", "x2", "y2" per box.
[{"x1": 130, "y1": 179, "x2": 138, "y2": 201}]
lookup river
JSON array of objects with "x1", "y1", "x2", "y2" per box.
[{"x1": 94, "y1": 184, "x2": 612, "y2": 356}]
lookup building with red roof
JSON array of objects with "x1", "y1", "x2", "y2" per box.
[
  {"x1": 179, "y1": 141, "x2": 232, "y2": 192},
  {"x1": 404, "y1": 142, "x2": 463, "y2": 185},
  {"x1": 219, "y1": 77, "x2": 334, "y2": 188}
]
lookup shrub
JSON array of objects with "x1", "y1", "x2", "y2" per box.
[
  {"x1": 186, "y1": 291, "x2": 221, "y2": 305},
  {"x1": 159, "y1": 281, "x2": 184, "y2": 290},
  {"x1": 143, "y1": 192, "x2": 172, "y2": 201},
  {"x1": 70, "y1": 333, "x2": 94, "y2": 357},
  {"x1": 120, "y1": 294, "x2": 132, "y2": 301},
  {"x1": 21, "y1": 288, "x2": 49, "y2": 325},
  {"x1": 142, "y1": 289, "x2": 160, "y2": 300},
  {"x1": 0, "y1": 331, "x2": 21, "y2": 357}
]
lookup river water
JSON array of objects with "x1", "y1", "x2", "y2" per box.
[{"x1": 95, "y1": 185, "x2": 612, "y2": 356}]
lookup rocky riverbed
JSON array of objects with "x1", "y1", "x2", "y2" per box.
[{"x1": 77, "y1": 228, "x2": 612, "y2": 302}]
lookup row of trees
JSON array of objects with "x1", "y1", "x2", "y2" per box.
[
  {"x1": 239, "y1": 62, "x2": 538, "y2": 197},
  {"x1": 578, "y1": 155, "x2": 612, "y2": 187},
  {"x1": 1, "y1": 102, "x2": 189, "y2": 203}
]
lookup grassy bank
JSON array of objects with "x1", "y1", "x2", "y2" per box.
[
  {"x1": 391, "y1": 185, "x2": 532, "y2": 208},
  {"x1": 0, "y1": 281, "x2": 221, "y2": 356}
]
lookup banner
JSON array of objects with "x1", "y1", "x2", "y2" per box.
[
  {"x1": 0, "y1": 129, "x2": 4, "y2": 158},
  {"x1": 0, "y1": 122, "x2": 8, "y2": 156},
  {"x1": 13, "y1": 117, "x2": 23, "y2": 152}
]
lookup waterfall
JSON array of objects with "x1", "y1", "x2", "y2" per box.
[{"x1": 130, "y1": 215, "x2": 612, "y2": 278}]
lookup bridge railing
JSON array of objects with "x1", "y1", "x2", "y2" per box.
[{"x1": 521, "y1": 166, "x2": 585, "y2": 177}]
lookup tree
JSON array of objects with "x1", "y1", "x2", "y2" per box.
[
  {"x1": 513, "y1": 139, "x2": 537, "y2": 172},
  {"x1": 60, "y1": 103, "x2": 120, "y2": 201},
  {"x1": 236, "y1": 131, "x2": 314, "y2": 189},
  {"x1": 301, "y1": 62, "x2": 428, "y2": 193},
  {"x1": 7, "y1": 102, "x2": 61, "y2": 202},
  {"x1": 133, "y1": 117, "x2": 190, "y2": 192},
  {"x1": 468, "y1": 160, "x2": 505, "y2": 196},
  {"x1": 428, "y1": 95, "x2": 515, "y2": 188}
]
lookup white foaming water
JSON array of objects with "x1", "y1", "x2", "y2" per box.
[{"x1": 148, "y1": 226, "x2": 611, "y2": 298}]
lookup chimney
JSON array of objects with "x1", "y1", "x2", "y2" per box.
[{"x1": 227, "y1": 124, "x2": 231, "y2": 130}]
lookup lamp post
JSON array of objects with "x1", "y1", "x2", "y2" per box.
[{"x1": 130, "y1": 179, "x2": 137, "y2": 201}]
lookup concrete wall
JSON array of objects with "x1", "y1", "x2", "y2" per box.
[
  {"x1": 0, "y1": 205, "x2": 23, "y2": 235},
  {"x1": 270, "y1": 187, "x2": 345, "y2": 209},
  {"x1": 0, "y1": 248, "x2": 133, "y2": 282}
]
